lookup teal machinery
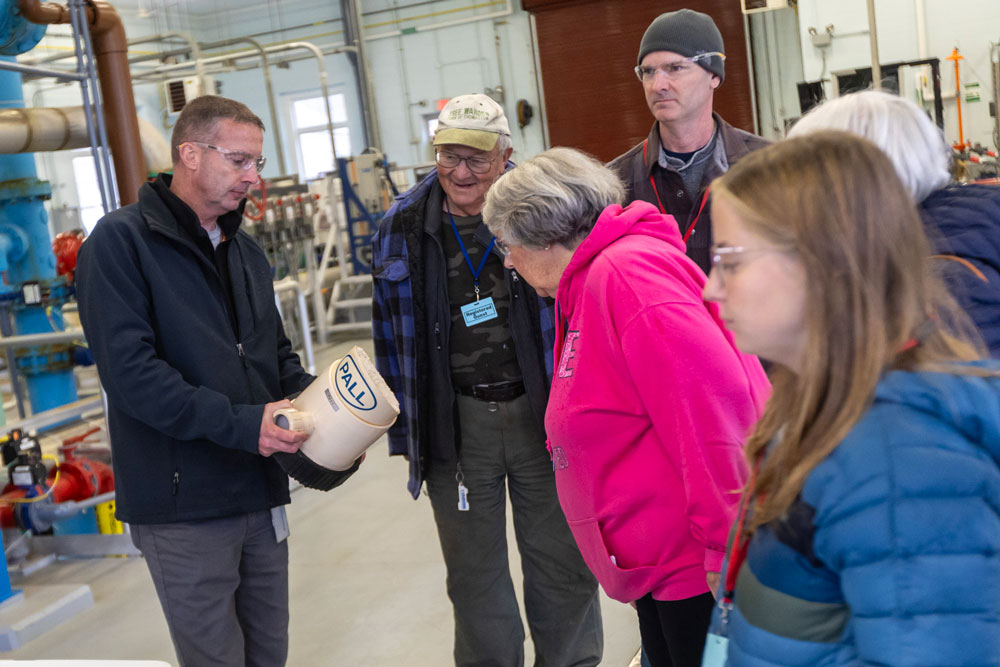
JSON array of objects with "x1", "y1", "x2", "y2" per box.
[{"x1": 0, "y1": 3, "x2": 78, "y2": 418}]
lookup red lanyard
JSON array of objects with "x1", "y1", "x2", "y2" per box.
[
  {"x1": 722, "y1": 336, "x2": 923, "y2": 605},
  {"x1": 722, "y1": 458, "x2": 762, "y2": 605},
  {"x1": 642, "y1": 139, "x2": 710, "y2": 244}
]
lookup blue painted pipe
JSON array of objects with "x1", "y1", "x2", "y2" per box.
[
  {"x1": 0, "y1": 0, "x2": 64, "y2": 602},
  {"x1": 0, "y1": 45, "x2": 77, "y2": 413},
  {"x1": 0, "y1": 531, "x2": 16, "y2": 604}
]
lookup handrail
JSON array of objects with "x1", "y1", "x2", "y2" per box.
[
  {"x1": 0, "y1": 59, "x2": 84, "y2": 81},
  {"x1": 0, "y1": 328, "x2": 85, "y2": 347}
]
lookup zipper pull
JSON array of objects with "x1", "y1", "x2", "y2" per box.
[
  {"x1": 511, "y1": 270, "x2": 519, "y2": 282},
  {"x1": 172, "y1": 471, "x2": 179, "y2": 496},
  {"x1": 236, "y1": 342, "x2": 248, "y2": 368}
]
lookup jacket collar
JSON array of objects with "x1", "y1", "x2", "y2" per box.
[
  {"x1": 423, "y1": 179, "x2": 445, "y2": 238},
  {"x1": 644, "y1": 112, "x2": 752, "y2": 176},
  {"x1": 142, "y1": 173, "x2": 245, "y2": 244}
]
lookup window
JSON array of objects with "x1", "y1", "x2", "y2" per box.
[
  {"x1": 72, "y1": 154, "x2": 106, "y2": 235},
  {"x1": 291, "y1": 93, "x2": 352, "y2": 180},
  {"x1": 425, "y1": 115, "x2": 439, "y2": 140}
]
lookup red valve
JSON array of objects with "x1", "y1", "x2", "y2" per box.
[{"x1": 52, "y1": 231, "x2": 85, "y2": 283}]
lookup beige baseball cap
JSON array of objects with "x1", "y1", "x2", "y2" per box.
[{"x1": 433, "y1": 94, "x2": 511, "y2": 152}]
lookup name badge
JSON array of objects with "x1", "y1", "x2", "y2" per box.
[
  {"x1": 271, "y1": 506, "x2": 290, "y2": 543},
  {"x1": 460, "y1": 296, "x2": 498, "y2": 327},
  {"x1": 701, "y1": 633, "x2": 728, "y2": 667}
]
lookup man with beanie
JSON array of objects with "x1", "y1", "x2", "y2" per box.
[
  {"x1": 609, "y1": 8, "x2": 768, "y2": 275},
  {"x1": 371, "y1": 93, "x2": 603, "y2": 667}
]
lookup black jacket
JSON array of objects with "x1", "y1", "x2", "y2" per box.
[
  {"x1": 76, "y1": 176, "x2": 313, "y2": 524},
  {"x1": 608, "y1": 113, "x2": 769, "y2": 274}
]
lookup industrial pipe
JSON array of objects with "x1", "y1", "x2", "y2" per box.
[
  {"x1": 341, "y1": 0, "x2": 381, "y2": 151},
  {"x1": 22, "y1": 29, "x2": 202, "y2": 69},
  {"x1": 0, "y1": 59, "x2": 84, "y2": 81},
  {"x1": 199, "y1": 36, "x2": 286, "y2": 175},
  {"x1": 130, "y1": 42, "x2": 355, "y2": 79},
  {"x1": 19, "y1": 0, "x2": 145, "y2": 205},
  {"x1": 866, "y1": 0, "x2": 882, "y2": 91},
  {"x1": 3, "y1": 98, "x2": 171, "y2": 173},
  {"x1": 132, "y1": 41, "x2": 347, "y2": 181},
  {"x1": 0, "y1": 328, "x2": 85, "y2": 348},
  {"x1": 286, "y1": 41, "x2": 344, "y2": 188},
  {"x1": 26, "y1": 490, "x2": 114, "y2": 530},
  {"x1": 127, "y1": 32, "x2": 205, "y2": 85},
  {"x1": 66, "y1": 0, "x2": 115, "y2": 212},
  {"x1": 0, "y1": 106, "x2": 88, "y2": 153}
]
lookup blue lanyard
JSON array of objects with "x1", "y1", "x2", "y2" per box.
[{"x1": 445, "y1": 202, "x2": 496, "y2": 301}]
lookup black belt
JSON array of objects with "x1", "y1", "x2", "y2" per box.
[{"x1": 455, "y1": 379, "x2": 525, "y2": 402}]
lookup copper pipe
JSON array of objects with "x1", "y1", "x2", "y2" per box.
[
  {"x1": 90, "y1": 2, "x2": 143, "y2": 204},
  {"x1": 17, "y1": 0, "x2": 70, "y2": 23},
  {"x1": 18, "y1": 0, "x2": 145, "y2": 205}
]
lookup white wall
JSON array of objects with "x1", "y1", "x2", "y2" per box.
[
  {"x1": 16, "y1": 0, "x2": 547, "y2": 232},
  {"x1": 789, "y1": 0, "x2": 999, "y2": 149},
  {"x1": 365, "y1": 8, "x2": 547, "y2": 169}
]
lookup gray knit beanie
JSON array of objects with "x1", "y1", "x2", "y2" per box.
[{"x1": 637, "y1": 9, "x2": 725, "y2": 82}]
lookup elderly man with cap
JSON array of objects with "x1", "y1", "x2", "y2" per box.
[
  {"x1": 609, "y1": 8, "x2": 768, "y2": 274},
  {"x1": 371, "y1": 94, "x2": 603, "y2": 667}
]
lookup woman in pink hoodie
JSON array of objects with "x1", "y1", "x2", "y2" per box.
[{"x1": 482, "y1": 147, "x2": 770, "y2": 667}]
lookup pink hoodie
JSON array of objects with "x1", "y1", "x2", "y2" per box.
[{"x1": 546, "y1": 201, "x2": 770, "y2": 603}]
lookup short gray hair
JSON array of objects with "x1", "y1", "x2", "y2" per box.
[
  {"x1": 787, "y1": 90, "x2": 950, "y2": 202},
  {"x1": 496, "y1": 133, "x2": 512, "y2": 155},
  {"x1": 483, "y1": 147, "x2": 625, "y2": 248},
  {"x1": 171, "y1": 95, "x2": 265, "y2": 164}
]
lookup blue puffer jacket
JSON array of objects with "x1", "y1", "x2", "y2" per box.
[
  {"x1": 921, "y1": 184, "x2": 1000, "y2": 356},
  {"x1": 717, "y1": 364, "x2": 1000, "y2": 666}
]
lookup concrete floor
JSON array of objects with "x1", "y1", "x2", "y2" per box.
[{"x1": 3, "y1": 336, "x2": 640, "y2": 665}]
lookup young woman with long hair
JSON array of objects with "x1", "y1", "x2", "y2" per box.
[{"x1": 701, "y1": 130, "x2": 1000, "y2": 666}]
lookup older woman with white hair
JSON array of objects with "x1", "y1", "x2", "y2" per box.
[
  {"x1": 483, "y1": 147, "x2": 770, "y2": 667},
  {"x1": 789, "y1": 89, "x2": 1000, "y2": 354}
]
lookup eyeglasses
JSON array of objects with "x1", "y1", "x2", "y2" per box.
[
  {"x1": 436, "y1": 150, "x2": 498, "y2": 174},
  {"x1": 634, "y1": 52, "x2": 726, "y2": 83},
  {"x1": 709, "y1": 244, "x2": 786, "y2": 285},
  {"x1": 183, "y1": 142, "x2": 266, "y2": 173}
]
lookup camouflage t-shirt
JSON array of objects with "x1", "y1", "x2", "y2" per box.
[{"x1": 440, "y1": 210, "x2": 521, "y2": 388}]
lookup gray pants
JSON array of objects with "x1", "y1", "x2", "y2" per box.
[
  {"x1": 130, "y1": 510, "x2": 289, "y2": 667},
  {"x1": 426, "y1": 393, "x2": 604, "y2": 667}
]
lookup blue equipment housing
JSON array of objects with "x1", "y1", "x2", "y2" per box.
[{"x1": 0, "y1": 30, "x2": 78, "y2": 415}]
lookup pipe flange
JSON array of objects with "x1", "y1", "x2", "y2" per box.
[
  {"x1": 0, "y1": 4, "x2": 48, "y2": 56},
  {"x1": 0, "y1": 221, "x2": 28, "y2": 263},
  {"x1": 0, "y1": 177, "x2": 52, "y2": 203}
]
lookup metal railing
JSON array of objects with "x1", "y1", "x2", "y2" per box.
[{"x1": 273, "y1": 278, "x2": 316, "y2": 375}]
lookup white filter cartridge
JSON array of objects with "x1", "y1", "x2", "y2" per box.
[{"x1": 274, "y1": 346, "x2": 399, "y2": 489}]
